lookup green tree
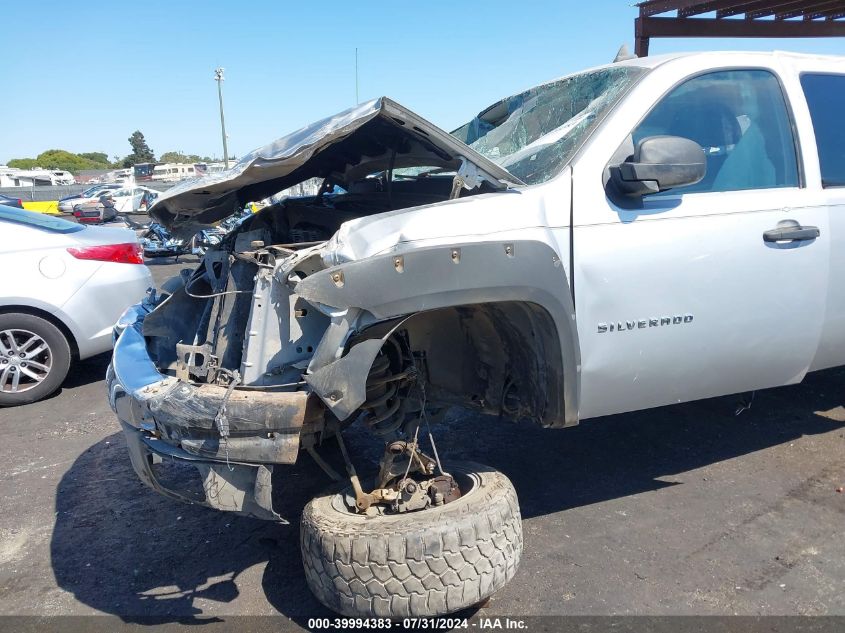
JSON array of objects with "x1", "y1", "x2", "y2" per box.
[
  {"x1": 24, "y1": 150, "x2": 97, "y2": 172},
  {"x1": 123, "y1": 131, "x2": 155, "y2": 167},
  {"x1": 159, "y1": 151, "x2": 215, "y2": 164},
  {"x1": 78, "y1": 152, "x2": 112, "y2": 166},
  {"x1": 7, "y1": 158, "x2": 37, "y2": 169},
  {"x1": 8, "y1": 150, "x2": 117, "y2": 173},
  {"x1": 160, "y1": 151, "x2": 191, "y2": 164}
]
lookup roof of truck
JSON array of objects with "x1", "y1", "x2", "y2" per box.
[
  {"x1": 626, "y1": 49, "x2": 845, "y2": 68},
  {"x1": 524, "y1": 49, "x2": 845, "y2": 95},
  {"x1": 563, "y1": 49, "x2": 845, "y2": 79}
]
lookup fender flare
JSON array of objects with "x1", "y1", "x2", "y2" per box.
[{"x1": 295, "y1": 240, "x2": 581, "y2": 427}]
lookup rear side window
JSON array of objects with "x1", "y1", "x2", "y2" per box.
[
  {"x1": 800, "y1": 73, "x2": 845, "y2": 188},
  {"x1": 633, "y1": 69, "x2": 799, "y2": 195},
  {"x1": 0, "y1": 206, "x2": 83, "y2": 233}
]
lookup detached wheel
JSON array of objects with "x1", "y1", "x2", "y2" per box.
[
  {"x1": 0, "y1": 313, "x2": 72, "y2": 406},
  {"x1": 300, "y1": 461, "x2": 522, "y2": 618}
]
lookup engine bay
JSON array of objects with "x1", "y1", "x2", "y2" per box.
[{"x1": 141, "y1": 170, "x2": 493, "y2": 385}]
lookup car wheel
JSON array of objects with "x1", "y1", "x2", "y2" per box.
[
  {"x1": 300, "y1": 461, "x2": 522, "y2": 618},
  {"x1": 0, "y1": 313, "x2": 72, "y2": 406}
]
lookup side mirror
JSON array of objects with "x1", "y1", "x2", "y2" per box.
[{"x1": 610, "y1": 135, "x2": 706, "y2": 196}]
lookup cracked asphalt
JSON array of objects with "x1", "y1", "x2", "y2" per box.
[{"x1": 0, "y1": 259, "x2": 844, "y2": 629}]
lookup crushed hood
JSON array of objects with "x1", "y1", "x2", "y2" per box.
[{"x1": 150, "y1": 97, "x2": 523, "y2": 231}]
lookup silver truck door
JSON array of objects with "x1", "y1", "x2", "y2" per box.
[{"x1": 572, "y1": 68, "x2": 829, "y2": 420}]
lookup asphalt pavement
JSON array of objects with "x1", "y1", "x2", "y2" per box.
[{"x1": 0, "y1": 258, "x2": 843, "y2": 629}]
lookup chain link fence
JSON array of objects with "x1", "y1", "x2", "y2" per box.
[{"x1": 0, "y1": 182, "x2": 176, "y2": 202}]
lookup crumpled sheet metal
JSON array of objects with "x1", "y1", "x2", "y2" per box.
[
  {"x1": 151, "y1": 100, "x2": 382, "y2": 229},
  {"x1": 149, "y1": 97, "x2": 521, "y2": 232}
]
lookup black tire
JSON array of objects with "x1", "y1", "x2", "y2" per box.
[
  {"x1": 0, "y1": 313, "x2": 72, "y2": 406},
  {"x1": 300, "y1": 461, "x2": 522, "y2": 618}
]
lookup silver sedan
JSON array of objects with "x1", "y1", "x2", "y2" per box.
[{"x1": 0, "y1": 205, "x2": 152, "y2": 405}]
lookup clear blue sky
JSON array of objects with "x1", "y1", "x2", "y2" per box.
[{"x1": 3, "y1": 1, "x2": 844, "y2": 164}]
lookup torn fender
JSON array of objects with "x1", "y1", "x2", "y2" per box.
[
  {"x1": 295, "y1": 240, "x2": 581, "y2": 427},
  {"x1": 305, "y1": 316, "x2": 409, "y2": 421}
]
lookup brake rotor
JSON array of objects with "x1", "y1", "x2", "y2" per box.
[{"x1": 427, "y1": 474, "x2": 461, "y2": 505}]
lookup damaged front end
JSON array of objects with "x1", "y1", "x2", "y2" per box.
[
  {"x1": 107, "y1": 96, "x2": 537, "y2": 521},
  {"x1": 107, "y1": 274, "x2": 325, "y2": 521}
]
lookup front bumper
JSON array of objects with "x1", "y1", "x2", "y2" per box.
[{"x1": 107, "y1": 314, "x2": 323, "y2": 521}]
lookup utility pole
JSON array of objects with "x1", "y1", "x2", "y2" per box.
[{"x1": 214, "y1": 67, "x2": 229, "y2": 169}]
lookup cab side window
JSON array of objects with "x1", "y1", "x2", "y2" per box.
[
  {"x1": 633, "y1": 69, "x2": 799, "y2": 195},
  {"x1": 800, "y1": 73, "x2": 845, "y2": 188}
]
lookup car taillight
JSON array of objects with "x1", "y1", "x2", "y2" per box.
[
  {"x1": 67, "y1": 242, "x2": 144, "y2": 264},
  {"x1": 16, "y1": 199, "x2": 22, "y2": 207}
]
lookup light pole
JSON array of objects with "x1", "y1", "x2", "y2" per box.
[{"x1": 214, "y1": 67, "x2": 229, "y2": 169}]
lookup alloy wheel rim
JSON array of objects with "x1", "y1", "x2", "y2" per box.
[{"x1": 0, "y1": 329, "x2": 52, "y2": 394}]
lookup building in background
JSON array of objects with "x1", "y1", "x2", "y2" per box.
[
  {"x1": 132, "y1": 163, "x2": 157, "y2": 182},
  {"x1": 269, "y1": 177, "x2": 322, "y2": 202},
  {"x1": 151, "y1": 163, "x2": 199, "y2": 182},
  {"x1": 84, "y1": 169, "x2": 133, "y2": 184},
  {"x1": 193, "y1": 162, "x2": 229, "y2": 176},
  {"x1": 0, "y1": 166, "x2": 75, "y2": 187},
  {"x1": 74, "y1": 169, "x2": 112, "y2": 184}
]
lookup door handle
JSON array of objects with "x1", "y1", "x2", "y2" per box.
[{"x1": 763, "y1": 223, "x2": 820, "y2": 243}]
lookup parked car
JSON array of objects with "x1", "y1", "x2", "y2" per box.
[
  {"x1": 70, "y1": 186, "x2": 155, "y2": 215},
  {"x1": 71, "y1": 190, "x2": 154, "y2": 225},
  {"x1": 108, "y1": 51, "x2": 845, "y2": 618},
  {"x1": 0, "y1": 194, "x2": 23, "y2": 208},
  {"x1": 0, "y1": 206, "x2": 151, "y2": 405},
  {"x1": 58, "y1": 184, "x2": 122, "y2": 213}
]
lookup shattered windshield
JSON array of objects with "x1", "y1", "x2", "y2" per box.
[{"x1": 452, "y1": 66, "x2": 647, "y2": 185}]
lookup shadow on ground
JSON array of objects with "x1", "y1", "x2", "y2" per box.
[
  {"x1": 27, "y1": 353, "x2": 113, "y2": 405},
  {"x1": 64, "y1": 353, "x2": 112, "y2": 390},
  {"x1": 50, "y1": 367, "x2": 845, "y2": 623}
]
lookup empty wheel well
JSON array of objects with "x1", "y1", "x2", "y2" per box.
[
  {"x1": 394, "y1": 301, "x2": 566, "y2": 426},
  {"x1": 0, "y1": 306, "x2": 80, "y2": 360}
]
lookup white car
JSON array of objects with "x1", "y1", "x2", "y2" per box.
[
  {"x1": 57, "y1": 184, "x2": 122, "y2": 213},
  {"x1": 71, "y1": 186, "x2": 155, "y2": 214},
  {"x1": 0, "y1": 205, "x2": 152, "y2": 405},
  {"x1": 109, "y1": 50, "x2": 845, "y2": 617}
]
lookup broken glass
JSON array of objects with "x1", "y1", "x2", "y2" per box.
[{"x1": 452, "y1": 66, "x2": 647, "y2": 185}]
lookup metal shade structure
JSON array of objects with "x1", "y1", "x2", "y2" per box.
[{"x1": 635, "y1": 0, "x2": 845, "y2": 56}]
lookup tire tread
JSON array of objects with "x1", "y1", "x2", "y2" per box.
[{"x1": 300, "y1": 464, "x2": 522, "y2": 617}]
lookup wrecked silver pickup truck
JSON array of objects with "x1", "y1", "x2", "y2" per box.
[{"x1": 109, "y1": 51, "x2": 844, "y2": 617}]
